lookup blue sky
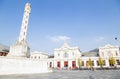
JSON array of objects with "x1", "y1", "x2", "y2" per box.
[{"x1": 0, "y1": 0, "x2": 120, "y2": 54}]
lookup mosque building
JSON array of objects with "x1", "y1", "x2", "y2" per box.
[{"x1": 30, "y1": 43, "x2": 120, "y2": 69}]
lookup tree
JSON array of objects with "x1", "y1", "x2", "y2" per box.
[
  {"x1": 88, "y1": 58, "x2": 93, "y2": 67},
  {"x1": 98, "y1": 57, "x2": 104, "y2": 68},
  {"x1": 78, "y1": 58, "x2": 82, "y2": 69},
  {"x1": 109, "y1": 57, "x2": 116, "y2": 66}
]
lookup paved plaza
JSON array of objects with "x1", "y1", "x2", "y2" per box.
[{"x1": 0, "y1": 70, "x2": 120, "y2": 79}]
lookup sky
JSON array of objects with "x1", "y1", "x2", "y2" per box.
[{"x1": 0, "y1": 0, "x2": 120, "y2": 54}]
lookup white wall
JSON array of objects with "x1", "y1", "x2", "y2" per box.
[{"x1": 99, "y1": 44, "x2": 120, "y2": 58}]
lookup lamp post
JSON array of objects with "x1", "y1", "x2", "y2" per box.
[{"x1": 114, "y1": 37, "x2": 119, "y2": 45}]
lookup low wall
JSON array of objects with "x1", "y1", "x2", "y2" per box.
[{"x1": 0, "y1": 57, "x2": 52, "y2": 75}]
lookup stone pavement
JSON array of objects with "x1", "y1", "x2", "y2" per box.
[{"x1": 0, "y1": 70, "x2": 120, "y2": 79}]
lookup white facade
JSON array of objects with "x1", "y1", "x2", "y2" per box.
[
  {"x1": 54, "y1": 43, "x2": 81, "y2": 59},
  {"x1": 30, "y1": 51, "x2": 48, "y2": 59},
  {"x1": 51, "y1": 43, "x2": 82, "y2": 69},
  {"x1": 47, "y1": 44, "x2": 120, "y2": 69},
  {"x1": 99, "y1": 44, "x2": 120, "y2": 58}
]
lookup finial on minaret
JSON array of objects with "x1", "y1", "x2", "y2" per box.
[{"x1": 18, "y1": 3, "x2": 31, "y2": 42}]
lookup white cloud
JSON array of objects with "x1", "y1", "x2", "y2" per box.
[
  {"x1": 50, "y1": 35, "x2": 71, "y2": 42},
  {"x1": 95, "y1": 37, "x2": 105, "y2": 42}
]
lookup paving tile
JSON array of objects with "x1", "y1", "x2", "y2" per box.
[{"x1": 0, "y1": 70, "x2": 120, "y2": 79}]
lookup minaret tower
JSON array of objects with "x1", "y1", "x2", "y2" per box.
[
  {"x1": 8, "y1": 3, "x2": 31, "y2": 58},
  {"x1": 19, "y1": 3, "x2": 31, "y2": 42}
]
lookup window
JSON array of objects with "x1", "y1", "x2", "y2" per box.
[
  {"x1": 58, "y1": 53, "x2": 60, "y2": 56},
  {"x1": 116, "y1": 60, "x2": 120, "y2": 65},
  {"x1": 64, "y1": 52, "x2": 68, "y2": 58},
  {"x1": 82, "y1": 61, "x2": 84, "y2": 66},
  {"x1": 57, "y1": 61, "x2": 60, "y2": 68},
  {"x1": 72, "y1": 61, "x2": 76, "y2": 68},
  {"x1": 116, "y1": 51, "x2": 118, "y2": 56},
  {"x1": 24, "y1": 26, "x2": 26, "y2": 29},
  {"x1": 34, "y1": 56, "x2": 36, "y2": 59},
  {"x1": 22, "y1": 38, "x2": 24, "y2": 41},
  {"x1": 24, "y1": 32, "x2": 25, "y2": 36},
  {"x1": 25, "y1": 20, "x2": 27, "y2": 24},
  {"x1": 50, "y1": 62, "x2": 52, "y2": 68},
  {"x1": 39, "y1": 56, "x2": 40, "y2": 59},
  {"x1": 108, "y1": 51, "x2": 112, "y2": 57},
  {"x1": 97, "y1": 61, "x2": 99, "y2": 66},
  {"x1": 103, "y1": 60, "x2": 105, "y2": 66},
  {"x1": 102, "y1": 52, "x2": 104, "y2": 57},
  {"x1": 26, "y1": 15, "x2": 28, "y2": 18},
  {"x1": 64, "y1": 61, "x2": 68, "y2": 67},
  {"x1": 72, "y1": 52, "x2": 74, "y2": 56},
  {"x1": 92, "y1": 61, "x2": 94, "y2": 66}
]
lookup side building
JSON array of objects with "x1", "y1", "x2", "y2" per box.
[
  {"x1": 0, "y1": 44, "x2": 9, "y2": 56},
  {"x1": 30, "y1": 51, "x2": 49, "y2": 59},
  {"x1": 99, "y1": 44, "x2": 120, "y2": 67}
]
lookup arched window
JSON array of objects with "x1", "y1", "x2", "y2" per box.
[
  {"x1": 34, "y1": 56, "x2": 36, "y2": 59},
  {"x1": 72, "y1": 52, "x2": 74, "y2": 56},
  {"x1": 64, "y1": 52, "x2": 68, "y2": 58},
  {"x1": 58, "y1": 53, "x2": 60, "y2": 56},
  {"x1": 108, "y1": 51, "x2": 112, "y2": 57},
  {"x1": 102, "y1": 52, "x2": 104, "y2": 57},
  {"x1": 115, "y1": 51, "x2": 118, "y2": 56},
  {"x1": 50, "y1": 62, "x2": 52, "y2": 68}
]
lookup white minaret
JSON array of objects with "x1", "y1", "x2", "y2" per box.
[
  {"x1": 8, "y1": 3, "x2": 31, "y2": 58},
  {"x1": 19, "y1": 3, "x2": 31, "y2": 42},
  {"x1": 1, "y1": 3, "x2": 52, "y2": 75}
]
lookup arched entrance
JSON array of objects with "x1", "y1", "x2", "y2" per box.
[
  {"x1": 64, "y1": 61, "x2": 68, "y2": 67},
  {"x1": 72, "y1": 61, "x2": 76, "y2": 68},
  {"x1": 49, "y1": 62, "x2": 52, "y2": 68},
  {"x1": 57, "y1": 61, "x2": 61, "y2": 68}
]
